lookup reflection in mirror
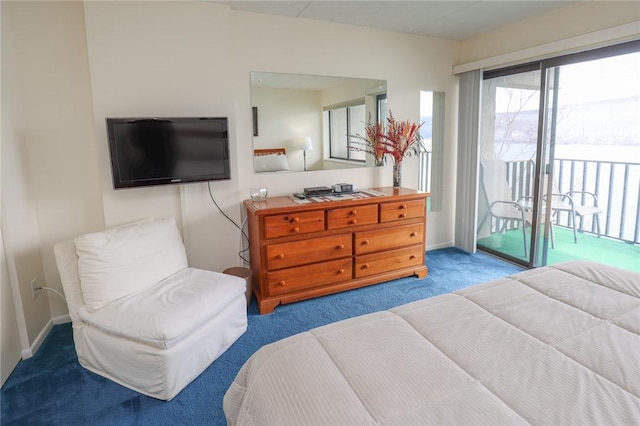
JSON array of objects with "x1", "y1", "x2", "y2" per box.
[
  {"x1": 251, "y1": 72, "x2": 387, "y2": 173},
  {"x1": 419, "y1": 90, "x2": 445, "y2": 211}
]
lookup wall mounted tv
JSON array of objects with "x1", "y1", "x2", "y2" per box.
[{"x1": 106, "y1": 117, "x2": 230, "y2": 189}]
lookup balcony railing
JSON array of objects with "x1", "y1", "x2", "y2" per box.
[{"x1": 505, "y1": 159, "x2": 640, "y2": 244}]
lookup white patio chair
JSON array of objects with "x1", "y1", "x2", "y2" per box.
[
  {"x1": 544, "y1": 177, "x2": 602, "y2": 243},
  {"x1": 478, "y1": 160, "x2": 532, "y2": 257}
]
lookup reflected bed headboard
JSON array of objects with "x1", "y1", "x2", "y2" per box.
[
  {"x1": 253, "y1": 148, "x2": 291, "y2": 172},
  {"x1": 254, "y1": 148, "x2": 286, "y2": 156}
]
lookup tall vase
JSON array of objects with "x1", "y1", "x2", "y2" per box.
[{"x1": 392, "y1": 160, "x2": 402, "y2": 188}]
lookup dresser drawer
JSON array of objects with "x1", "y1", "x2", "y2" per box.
[
  {"x1": 264, "y1": 210, "x2": 325, "y2": 239},
  {"x1": 355, "y1": 223, "x2": 424, "y2": 255},
  {"x1": 327, "y1": 204, "x2": 378, "y2": 230},
  {"x1": 266, "y1": 234, "x2": 352, "y2": 270},
  {"x1": 379, "y1": 199, "x2": 425, "y2": 223},
  {"x1": 267, "y1": 259, "x2": 353, "y2": 296},
  {"x1": 354, "y1": 245, "x2": 423, "y2": 278}
]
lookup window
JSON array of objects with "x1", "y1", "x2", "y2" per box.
[{"x1": 326, "y1": 104, "x2": 366, "y2": 162}]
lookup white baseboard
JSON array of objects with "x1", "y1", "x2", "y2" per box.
[
  {"x1": 20, "y1": 315, "x2": 70, "y2": 360},
  {"x1": 426, "y1": 242, "x2": 454, "y2": 251},
  {"x1": 22, "y1": 319, "x2": 53, "y2": 360},
  {"x1": 53, "y1": 314, "x2": 71, "y2": 325}
]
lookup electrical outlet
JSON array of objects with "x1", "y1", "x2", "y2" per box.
[{"x1": 30, "y1": 279, "x2": 39, "y2": 300}]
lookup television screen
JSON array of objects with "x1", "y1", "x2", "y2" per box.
[{"x1": 106, "y1": 117, "x2": 230, "y2": 189}]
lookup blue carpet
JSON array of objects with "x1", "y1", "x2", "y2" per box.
[{"x1": 1, "y1": 248, "x2": 522, "y2": 425}]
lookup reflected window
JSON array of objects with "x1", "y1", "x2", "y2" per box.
[
  {"x1": 377, "y1": 94, "x2": 387, "y2": 125},
  {"x1": 326, "y1": 103, "x2": 366, "y2": 162}
]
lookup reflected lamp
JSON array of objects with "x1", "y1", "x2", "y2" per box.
[{"x1": 290, "y1": 137, "x2": 313, "y2": 171}]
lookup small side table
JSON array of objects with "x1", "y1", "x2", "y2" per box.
[{"x1": 223, "y1": 267, "x2": 252, "y2": 307}]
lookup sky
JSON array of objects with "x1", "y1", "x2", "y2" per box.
[
  {"x1": 558, "y1": 51, "x2": 640, "y2": 104},
  {"x1": 493, "y1": 51, "x2": 640, "y2": 111}
]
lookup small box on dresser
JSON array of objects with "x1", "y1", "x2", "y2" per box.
[{"x1": 244, "y1": 187, "x2": 430, "y2": 314}]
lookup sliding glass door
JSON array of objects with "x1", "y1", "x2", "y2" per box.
[
  {"x1": 477, "y1": 41, "x2": 640, "y2": 271},
  {"x1": 477, "y1": 66, "x2": 547, "y2": 263},
  {"x1": 539, "y1": 50, "x2": 640, "y2": 269}
]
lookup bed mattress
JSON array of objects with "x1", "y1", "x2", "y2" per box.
[{"x1": 224, "y1": 260, "x2": 640, "y2": 425}]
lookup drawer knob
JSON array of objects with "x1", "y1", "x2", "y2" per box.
[
  {"x1": 362, "y1": 239, "x2": 370, "y2": 245},
  {"x1": 361, "y1": 264, "x2": 369, "y2": 270},
  {"x1": 409, "y1": 255, "x2": 417, "y2": 260},
  {"x1": 400, "y1": 204, "x2": 407, "y2": 209},
  {"x1": 290, "y1": 217, "x2": 300, "y2": 223},
  {"x1": 350, "y1": 219, "x2": 358, "y2": 225},
  {"x1": 350, "y1": 210, "x2": 357, "y2": 215},
  {"x1": 337, "y1": 244, "x2": 345, "y2": 250},
  {"x1": 410, "y1": 232, "x2": 417, "y2": 237},
  {"x1": 399, "y1": 213, "x2": 407, "y2": 219},
  {"x1": 293, "y1": 227, "x2": 300, "y2": 233},
  {"x1": 278, "y1": 280, "x2": 286, "y2": 286},
  {"x1": 277, "y1": 253, "x2": 285, "y2": 259},
  {"x1": 338, "y1": 269, "x2": 345, "y2": 274}
]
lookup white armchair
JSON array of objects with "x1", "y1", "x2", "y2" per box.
[{"x1": 53, "y1": 217, "x2": 247, "y2": 400}]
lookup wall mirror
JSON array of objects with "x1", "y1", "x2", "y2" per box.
[{"x1": 251, "y1": 71, "x2": 387, "y2": 173}]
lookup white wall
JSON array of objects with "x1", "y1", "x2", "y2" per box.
[
  {"x1": 1, "y1": 0, "x2": 104, "y2": 369},
  {"x1": 83, "y1": 1, "x2": 241, "y2": 273},
  {"x1": 2, "y1": 1, "x2": 53, "y2": 363},
  {"x1": 1, "y1": 5, "x2": 23, "y2": 385},
  {"x1": 6, "y1": 0, "x2": 105, "y2": 319},
  {"x1": 0, "y1": 229, "x2": 21, "y2": 387},
  {"x1": 2, "y1": 5, "x2": 19, "y2": 383},
  {"x1": 0, "y1": 229, "x2": 21, "y2": 385}
]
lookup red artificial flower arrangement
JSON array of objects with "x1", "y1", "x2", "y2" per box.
[{"x1": 351, "y1": 112, "x2": 425, "y2": 165}]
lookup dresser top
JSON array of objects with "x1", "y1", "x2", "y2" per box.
[{"x1": 244, "y1": 187, "x2": 430, "y2": 216}]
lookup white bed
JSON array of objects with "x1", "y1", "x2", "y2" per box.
[
  {"x1": 253, "y1": 148, "x2": 292, "y2": 173},
  {"x1": 224, "y1": 260, "x2": 640, "y2": 425}
]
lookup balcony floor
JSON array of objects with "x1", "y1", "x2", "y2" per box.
[{"x1": 478, "y1": 226, "x2": 640, "y2": 272}]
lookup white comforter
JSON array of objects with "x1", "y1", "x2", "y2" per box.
[{"x1": 224, "y1": 260, "x2": 640, "y2": 425}]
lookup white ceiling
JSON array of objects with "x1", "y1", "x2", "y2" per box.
[{"x1": 215, "y1": 1, "x2": 575, "y2": 41}]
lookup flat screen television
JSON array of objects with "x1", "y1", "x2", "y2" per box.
[{"x1": 106, "y1": 117, "x2": 230, "y2": 189}]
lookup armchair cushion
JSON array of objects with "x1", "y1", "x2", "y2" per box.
[
  {"x1": 78, "y1": 268, "x2": 245, "y2": 349},
  {"x1": 75, "y1": 217, "x2": 188, "y2": 312}
]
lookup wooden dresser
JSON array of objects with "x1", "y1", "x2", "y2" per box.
[{"x1": 244, "y1": 187, "x2": 430, "y2": 314}]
